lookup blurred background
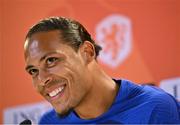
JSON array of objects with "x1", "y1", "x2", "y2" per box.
[{"x1": 0, "y1": 0, "x2": 180, "y2": 124}]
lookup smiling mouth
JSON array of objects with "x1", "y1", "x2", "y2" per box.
[
  {"x1": 48, "y1": 85, "x2": 65, "y2": 97},
  {"x1": 46, "y1": 84, "x2": 66, "y2": 100}
]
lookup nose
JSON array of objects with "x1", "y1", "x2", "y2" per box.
[{"x1": 38, "y1": 69, "x2": 52, "y2": 86}]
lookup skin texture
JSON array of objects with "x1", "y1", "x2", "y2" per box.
[{"x1": 24, "y1": 30, "x2": 119, "y2": 119}]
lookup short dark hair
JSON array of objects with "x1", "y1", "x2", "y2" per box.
[{"x1": 26, "y1": 17, "x2": 102, "y2": 58}]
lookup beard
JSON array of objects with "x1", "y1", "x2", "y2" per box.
[{"x1": 56, "y1": 107, "x2": 73, "y2": 118}]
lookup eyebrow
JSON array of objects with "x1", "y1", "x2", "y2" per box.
[{"x1": 25, "y1": 51, "x2": 59, "y2": 71}]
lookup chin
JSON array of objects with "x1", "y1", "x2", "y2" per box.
[
  {"x1": 55, "y1": 107, "x2": 73, "y2": 117},
  {"x1": 53, "y1": 96, "x2": 82, "y2": 117}
]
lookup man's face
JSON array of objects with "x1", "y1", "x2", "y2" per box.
[{"x1": 24, "y1": 30, "x2": 91, "y2": 115}]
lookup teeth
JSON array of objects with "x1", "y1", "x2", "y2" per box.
[{"x1": 49, "y1": 86, "x2": 64, "y2": 97}]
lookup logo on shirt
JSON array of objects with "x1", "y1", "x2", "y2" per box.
[{"x1": 95, "y1": 14, "x2": 132, "y2": 68}]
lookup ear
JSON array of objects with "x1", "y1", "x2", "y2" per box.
[{"x1": 79, "y1": 41, "x2": 95, "y2": 64}]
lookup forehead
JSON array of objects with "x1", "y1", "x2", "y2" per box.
[{"x1": 24, "y1": 30, "x2": 74, "y2": 62}]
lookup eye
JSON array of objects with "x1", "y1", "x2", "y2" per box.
[
  {"x1": 28, "y1": 68, "x2": 39, "y2": 76},
  {"x1": 46, "y1": 57, "x2": 59, "y2": 67}
]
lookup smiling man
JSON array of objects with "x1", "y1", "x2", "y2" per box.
[{"x1": 24, "y1": 17, "x2": 180, "y2": 124}]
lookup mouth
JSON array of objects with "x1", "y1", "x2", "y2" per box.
[
  {"x1": 45, "y1": 80, "x2": 67, "y2": 101},
  {"x1": 48, "y1": 85, "x2": 65, "y2": 98}
]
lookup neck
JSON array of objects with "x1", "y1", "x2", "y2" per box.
[{"x1": 74, "y1": 62, "x2": 119, "y2": 119}]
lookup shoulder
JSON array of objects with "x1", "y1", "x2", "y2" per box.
[
  {"x1": 123, "y1": 79, "x2": 177, "y2": 103},
  {"x1": 142, "y1": 84, "x2": 179, "y2": 111},
  {"x1": 147, "y1": 88, "x2": 180, "y2": 123},
  {"x1": 117, "y1": 79, "x2": 180, "y2": 123}
]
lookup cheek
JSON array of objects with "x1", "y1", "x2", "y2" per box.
[
  {"x1": 49, "y1": 63, "x2": 80, "y2": 84},
  {"x1": 69, "y1": 79, "x2": 88, "y2": 99},
  {"x1": 32, "y1": 79, "x2": 43, "y2": 94},
  {"x1": 49, "y1": 63, "x2": 70, "y2": 76},
  {"x1": 32, "y1": 79, "x2": 37, "y2": 89}
]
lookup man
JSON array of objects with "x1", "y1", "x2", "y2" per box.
[{"x1": 24, "y1": 17, "x2": 180, "y2": 124}]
